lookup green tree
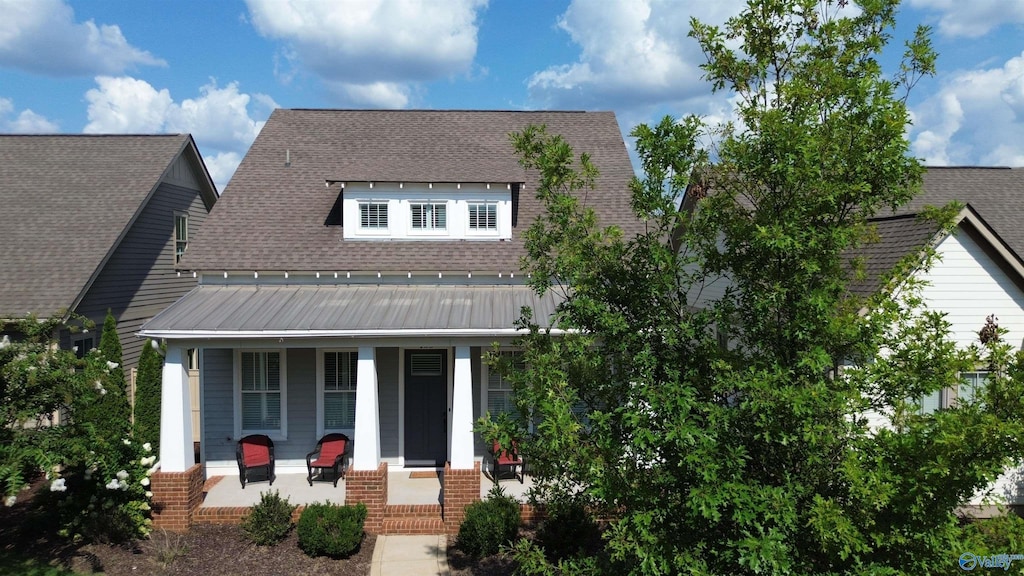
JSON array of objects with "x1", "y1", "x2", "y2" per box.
[
  {"x1": 133, "y1": 339, "x2": 163, "y2": 453},
  {"x1": 78, "y1": 310, "x2": 130, "y2": 446},
  {"x1": 489, "y1": 1, "x2": 1024, "y2": 574}
]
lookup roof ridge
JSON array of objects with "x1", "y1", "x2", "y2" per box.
[{"x1": 282, "y1": 108, "x2": 601, "y2": 114}]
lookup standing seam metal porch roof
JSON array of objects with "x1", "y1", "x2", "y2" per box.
[{"x1": 140, "y1": 284, "x2": 562, "y2": 336}]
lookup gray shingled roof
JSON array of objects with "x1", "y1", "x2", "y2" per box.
[
  {"x1": 844, "y1": 167, "x2": 1024, "y2": 297},
  {"x1": 181, "y1": 109, "x2": 639, "y2": 272},
  {"x1": 847, "y1": 214, "x2": 942, "y2": 298},
  {"x1": 892, "y1": 167, "x2": 1024, "y2": 261},
  {"x1": 140, "y1": 284, "x2": 562, "y2": 336},
  {"x1": 0, "y1": 134, "x2": 200, "y2": 319}
]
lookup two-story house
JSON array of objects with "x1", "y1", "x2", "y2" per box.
[
  {"x1": 141, "y1": 109, "x2": 640, "y2": 532},
  {"x1": 0, "y1": 134, "x2": 217, "y2": 371}
]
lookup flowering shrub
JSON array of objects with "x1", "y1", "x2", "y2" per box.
[
  {"x1": 1, "y1": 316, "x2": 153, "y2": 543},
  {"x1": 50, "y1": 434, "x2": 155, "y2": 542}
]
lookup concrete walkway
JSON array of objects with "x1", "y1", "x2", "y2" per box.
[{"x1": 371, "y1": 534, "x2": 450, "y2": 575}]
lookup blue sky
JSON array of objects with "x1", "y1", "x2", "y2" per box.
[{"x1": 1, "y1": 0, "x2": 1022, "y2": 192}]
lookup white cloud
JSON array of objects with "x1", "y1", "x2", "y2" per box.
[
  {"x1": 326, "y1": 81, "x2": 411, "y2": 109},
  {"x1": 245, "y1": 0, "x2": 487, "y2": 107},
  {"x1": 0, "y1": 97, "x2": 60, "y2": 132},
  {"x1": 84, "y1": 76, "x2": 276, "y2": 190},
  {"x1": 910, "y1": 51, "x2": 1024, "y2": 167},
  {"x1": 0, "y1": 0, "x2": 165, "y2": 76},
  {"x1": 201, "y1": 151, "x2": 244, "y2": 193},
  {"x1": 84, "y1": 76, "x2": 173, "y2": 133},
  {"x1": 907, "y1": 0, "x2": 1024, "y2": 38},
  {"x1": 527, "y1": 0, "x2": 742, "y2": 111}
]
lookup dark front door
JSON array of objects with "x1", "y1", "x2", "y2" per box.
[{"x1": 404, "y1": 349, "x2": 447, "y2": 465}]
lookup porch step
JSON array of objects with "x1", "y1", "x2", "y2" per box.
[{"x1": 381, "y1": 504, "x2": 444, "y2": 534}]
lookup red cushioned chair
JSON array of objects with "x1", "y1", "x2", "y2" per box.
[
  {"x1": 236, "y1": 434, "x2": 275, "y2": 489},
  {"x1": 306, "y1": 433, "x2": 350, "y2": 487},
  {"x1": 491, "y1": 439, "x2": 525, "y2": 484}
]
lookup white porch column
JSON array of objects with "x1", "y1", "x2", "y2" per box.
[
  {"x1": 159, "y1": 344, "x2": 194, "y2": 472},
  {"x1": 353, "y1": 346, "x2": 380, "y2": 470},
  {"x1": 450, "y1": 346, "x2": 475, "y2": 469}
]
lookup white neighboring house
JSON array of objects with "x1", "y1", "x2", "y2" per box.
[{"x1": 680, "y1": 167, "x2": 1024, "y2": 508}]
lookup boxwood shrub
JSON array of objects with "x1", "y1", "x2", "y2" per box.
[
  {"x1": 297, "y1": 502, "x2": 367, "y2": 558},
  {"x1": 457, "y1": 486, "x2": 521, "y2": 558}
]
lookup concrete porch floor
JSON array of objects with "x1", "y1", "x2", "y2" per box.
[{"x1": 201, "y1": 473, "x2": 346, "y2": 508}]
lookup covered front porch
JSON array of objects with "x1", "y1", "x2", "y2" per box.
[{"x1": 142, "y1": 282, "x2": 555, "y2": 533}]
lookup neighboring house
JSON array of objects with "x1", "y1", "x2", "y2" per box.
[
  {"x1": 682, "y1": 167, "x2": 1024, "y2": 507},
  {"x1": 0, "y1": 134, "x2": 218, "y2": 371},
  {"x1": 141, "y1": 110, "x2": 639, "y2": 482}
]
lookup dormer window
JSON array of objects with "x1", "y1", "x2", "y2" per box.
[
  {"x1": 468, "y1": 202, "x2": 497, "y2": 231},
  {"x1": 359, "y1": 201, "x2": 389, "y2": 230},
  {"x1": 411, "y1": 202, "x2": 447, "y2": 232},
  {"x1": 341, "y1": 183, "x2": 513, "y2": 240}
]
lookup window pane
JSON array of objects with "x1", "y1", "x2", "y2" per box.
[
  {"x1": 324, "y1": 391, "x2": 356, "y2": 428},
  {"x1": 960, "y1": 372, "x2": 989, "y2": 405},
  {"x1": 360, "y1": 203, "x2": 387, "y2": 228},
  {"x1": 488, "y1": 390, "x2": 513, "y2": 416},
  {"x1": 433, "y1": 204, "x2": 446, "y2": 229},
  {"x1": 266, "y1": 353, "x2": 280, "y2": 391},
  {"x1": 469, "y1": 203, "x2": 497, "y2": 230},
  {"x1": 325, "y1": 352, "x2": 357, "y2": 390},
  {"x1": 325, "y1": 352, "x2": 338, "y2": 390},
  {"x1": 242, "y1": 391, "x2": 281, "y2": 430},
  {"x1": 411, "y1": 203, "x2": 446, "y2": 230},
  {"x1": 918, "y1": 389, "x2": 941, "y2": 414},
  {"x1": 241, "y1": 352, "x2": 257, "y2": 390}
]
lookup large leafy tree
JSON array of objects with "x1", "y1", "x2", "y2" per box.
[{"x1": 495, "y1": 0, "x2": 1024, "y2": 574}]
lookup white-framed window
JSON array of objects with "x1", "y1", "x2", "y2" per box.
[
  {"x1": 359, "y1": 202, "x2": 389, "y2": 230},
  {"x1": 236, "y1": 350, "x2": 287, "y2": 438},
  {"x1": 410, "y1": 202, "x2": 447, "y2": 231},
  {"x1": 467, "y1": 202, "x2": 498, "y2": 233},
  {"x1": 322, "y1": 351, "x2": 358, "y2": 431},
  {"x1": 916, "y1": 371, "x2": 990, "y2": 414},
  {"x1": 486, "y1": 351, "x2": 522, "y2": 418},
  {"x1": 958, "y1": 371, "x2": 989, "y2": 406},
  {"x1": 174, "y1": 213, "x2": 189, "y2": 264}
]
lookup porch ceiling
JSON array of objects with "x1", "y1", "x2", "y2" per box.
[{"x1": 140, "y1": 284, "x2": 563, "y2": 338}]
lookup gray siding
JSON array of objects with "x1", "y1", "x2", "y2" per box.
[
  {"x1": 75, "y1": 181, "x2": 210, "y2": 370},
  {"x1": 279, "y1": 348, "x2": 316, "y2": 461},
  {"x1": 377, "y1": 347, "x2": 400, "y2": 458},
  {"x1": 202, "y1": 348, "x2": 234, "y2": 463}
]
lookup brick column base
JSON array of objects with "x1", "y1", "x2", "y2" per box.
[
  {"x1": 345, "y1": 462, "x2": 388, "y2": 534},
  {"x1": 151, "y1": 464, "x2": 204, "y2": 532},
  {"x1": 443, "y1": 461, "x2": 481, "y2": 534}
]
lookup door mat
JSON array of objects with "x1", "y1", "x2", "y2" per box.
[{"x1": 409, "y1": 471, "x2": 440, "y2": 479}]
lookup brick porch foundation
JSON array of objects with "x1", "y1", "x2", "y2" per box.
[
  {"x1": 344, "y1": 461, "x2": 388, "y2": 533},
  {"x1": 150, "y1": 463, "x2": 204, "y2": 532},
  {"x1": 442, "y1": 461, "x2": 481, "y2": 534}
]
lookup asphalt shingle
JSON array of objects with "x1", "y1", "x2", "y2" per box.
[
  {"x1": 181, "y1": 109, "x2": 639, "y2": 273},
  {"x1": 0, "y1": 134, "x2": 195, "y2": 319}
]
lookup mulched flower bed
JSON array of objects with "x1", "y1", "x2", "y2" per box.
[
  {"x1": 446, "y1": 536, "x2": 517, "y2": 576},
  {"x1": 0, "y1": 480, "x2": 374, "y2": 576}
]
